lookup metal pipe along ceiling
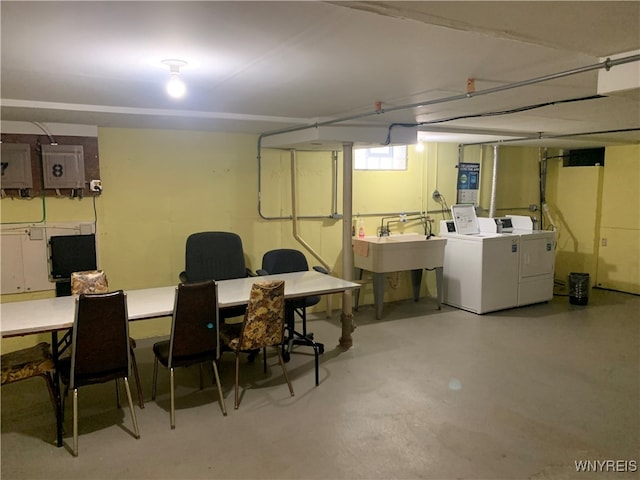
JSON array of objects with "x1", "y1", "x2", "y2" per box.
[{"x1": 256, "y1": 52, "x2": 640, "y2": 221}]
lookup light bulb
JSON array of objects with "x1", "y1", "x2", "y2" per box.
[{"x1": 166, "y1": 74, "x2": 186, "y2": 98}]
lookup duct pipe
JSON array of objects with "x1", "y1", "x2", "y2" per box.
[
  {"x1": 340, "y1": 142, "x2": 355, "y2": 349},
  {"x1": 290, "y1": 150, "x2": 332, "y2": 272},
  {"x1": 489, "y1": 145, "x2": 499, "y2": 218}
]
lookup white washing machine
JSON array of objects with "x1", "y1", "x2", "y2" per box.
[
  {"x1": 439, "y1": 205, "x2": 521, "y2": 314},
  {"x1": 479, "y1": 214, "x2": 556, "y2": 307}
]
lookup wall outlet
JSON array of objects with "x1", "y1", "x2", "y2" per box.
[{"x1": 89, "y1": 179, "x2": 102, "y2": 192}]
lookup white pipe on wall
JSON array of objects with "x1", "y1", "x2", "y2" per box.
[
  {"x1": 290, "y1": 150, "x2": 331, "y2": 272},
  {"x1": 340, "y1": 142, "x2": 355, "y2": 348},
  {"x1": 489, "y1": 145, "x2": 499, "y2": 218}
]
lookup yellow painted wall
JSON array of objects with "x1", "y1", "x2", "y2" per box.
[
  {"x1": 596, "y1": 145, "x2": 640, "y2": 293},
  {"x1": 545, "y1": 144, "x2": 640, "y2": 294},
  {"x1": 3, "y1": 124, "x2": 635, "y2": 354},
  {"x1": 546, "y1": 159, "x2": 602, "y2": 286}
]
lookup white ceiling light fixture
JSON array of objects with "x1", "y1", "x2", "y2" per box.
[{"x1": 162, "y1": 59, "x2": 187, "y2": 99}]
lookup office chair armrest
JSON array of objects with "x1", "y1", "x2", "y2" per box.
[
  {"x1": 256, "y1": 269, "x2": 269, "y2": 276},
  {"x1": 179, "y1": 271, "x2": 188, "y2": 283},
  {"x1": 312, "y1": 266, "x2": 329, "y2": 275}
]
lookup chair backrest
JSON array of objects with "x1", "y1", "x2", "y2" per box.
[
  {"x1": 261, "y1": 249, "x2": 309, "y2": 274},
  {"x1": 70, "y1": 291, "x2": 130, "y2": 388},
  {"x1": 238, "y1": 280, "x2": 285, "y2": 351},
  {"x1": 71, "y1": 270, "x2": 109, "y2": 295},
  {"x1": 184, "y1": 232, "x2": 247, "y2": 282},
  {"x1": 169, "y1": 281, "x2": 219, "y2": 365}
]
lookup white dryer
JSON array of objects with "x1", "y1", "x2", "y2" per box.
[
  {"x1": 439, "y1": 205, "x2": 521, "y2": 314},
  {"x1": 507, "y1": 215, "x2": 556, "y2": 306},
  {"x1": 478, "y1": 214, "x2": 556, "y2": 306}
]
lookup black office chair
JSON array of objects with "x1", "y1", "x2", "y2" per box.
[
  {"x1": 59, "y1": 290, "x2": 140, "y2": 457},
  {"x1": 257, "y1": 248, "x2": 327, "y2": 386},
  {"x1": 179, "y1": 232, "x2": 254, "y2": 323},
  {"x1": 151, "y1": 280, "x2": 227, "y2": 428}
]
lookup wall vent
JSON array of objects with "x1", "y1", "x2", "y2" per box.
[{"x1": 563, "y1": 147, "x2": 605, "y2": 167}]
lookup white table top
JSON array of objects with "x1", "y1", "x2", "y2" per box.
[{"x1": 1, "y1": 271, "x2": 360, "y2": 338}]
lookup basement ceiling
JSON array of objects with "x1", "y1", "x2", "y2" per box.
[{"x1": 1, "y1": 1, "x2": 639, "y2": 148}]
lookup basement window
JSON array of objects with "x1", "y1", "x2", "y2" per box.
[{"x1": 354, "y1": 145, "x2": 407, "y2": 170}]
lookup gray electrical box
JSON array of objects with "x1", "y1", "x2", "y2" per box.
[
  {"x1": 42, "y1": 144, "x2": 85, "y2": 189},
  {"x1": 1, "y1": 143, "x2": 34, "y2": 189}
]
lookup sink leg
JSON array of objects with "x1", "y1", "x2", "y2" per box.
[
  {"x1": 435, "y1": 266, "x2": 443, "y2": 309},
  {"x1": 372, "y1": 273, "x2": 385, "y2": 319},
  {"x1": 411, "y1": 269, "x2": 423, "y2": 302},
  {"x1": 353, "y1": 268, "x2": 363, "y2": 311}
]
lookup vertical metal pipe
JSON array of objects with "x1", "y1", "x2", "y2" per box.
[
  {"x1": 331, "y1": 151, "x2": 339, "y2": 217},
  {"x1": 489, "y1": 145, "x2": 499, "y2": 218},
  {"x1": 340, "y1": 142, "x2": 354, "y2": 349}
]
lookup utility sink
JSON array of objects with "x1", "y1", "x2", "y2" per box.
[{"x1": 353, "y1": 233, "x2": 447, "y2": 273}]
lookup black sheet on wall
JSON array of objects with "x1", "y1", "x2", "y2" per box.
[{"x1": 50, "y1": 234, "x2": 97, "y2": 280}]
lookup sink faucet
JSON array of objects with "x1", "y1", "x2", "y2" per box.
[{"x1": 379, "y1": 216, "x2": 395, "y2": 236}]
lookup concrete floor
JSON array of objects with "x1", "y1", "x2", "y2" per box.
[{"x1": 1, "y1": 288, "x2": 639, "y2": 480}]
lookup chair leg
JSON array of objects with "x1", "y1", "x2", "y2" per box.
[
  {"x1": 234, "y1": 352, "x2": 240, "y2": 410},
  {"x1": 41, "y1": 372, "x2": 58, "y2": 419},
  {"x1": 72, "y1": 388, "x2": 79, "y2": 457},
  {"x1": 274, "y1": 347, "x2": 295, "y2": 398},
  {"x1": 130, "y1": 348, "x2": 145, "y2": 408},
  {"x1": 115, "y1": 379, "x2": 121, "y2": 409},
  {"x1": 62, "y1": 384, "x2": 69, "y2": 422},
  {"x1": 170, "y1": 367, "x2": 176, "y2": 429},
  {"x1": 122, "y1": 376, "x2": 140, "y2": 439},
  {"x1": 263, "y1": 347, "x2": 267, "y2": 373},
  {"x1": 211, "y1": 360, "x2": 227, "y2": 416},
  {"x1": 314, "y1": 345, "x2": 320, "y2": 386},
  {"x1": 151, "y1": 356, "x2": 159, "y2": 400},
  {"x1": 199, "y1": 362, "x2": 204, "y2": 390}
]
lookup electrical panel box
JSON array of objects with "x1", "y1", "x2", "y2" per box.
[
  {"x1": 41, "y1": 144, "x2": 85, "y2": 189},
  {"x1": 1, "y1": 143, "x2": 33, "y2": 189}
]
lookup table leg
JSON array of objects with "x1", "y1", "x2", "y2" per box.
[
  {"x1": 410, "y1": 269, "x2": 423, "y2": 302},
  {"x1": 51, "y1": 331, "x2": 64, "y2": 447},
  {"x1": 372, "y1": 273, "x2": 385, "y2": 320}
]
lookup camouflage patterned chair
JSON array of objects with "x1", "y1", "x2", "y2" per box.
[
  {"x1": 220, "y1": 280, "x2": 294, "y2": 409},
  {"x1": 1, "y1": 342, "x2": 56, "y2": 417}
]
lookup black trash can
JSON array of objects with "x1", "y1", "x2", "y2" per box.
[{"x1": 568, "y1": 272, "x2": 590, "y2": 305}]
